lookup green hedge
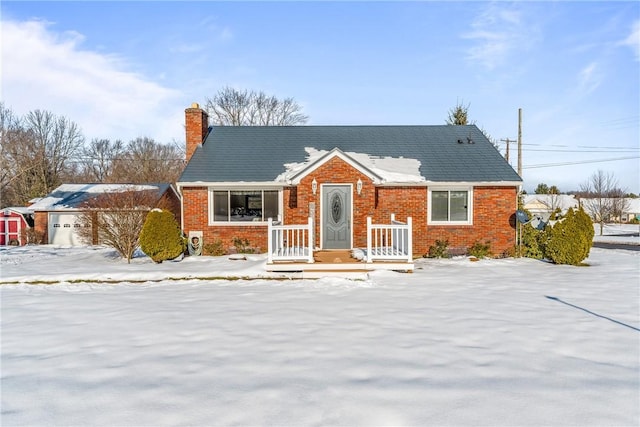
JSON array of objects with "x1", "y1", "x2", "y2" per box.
[{"x1": 522, "y1": 207, "x2": 592, "y2": 265}]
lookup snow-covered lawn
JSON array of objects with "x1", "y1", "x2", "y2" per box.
[
  {"x1": 593, "y1": 223, "x2": 640, "y2": 245},
  {"x1": 1, "y1": 243, "x2": 638, "y2": 426}
]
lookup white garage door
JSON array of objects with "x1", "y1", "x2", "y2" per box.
[{"x1": 49, "y1": 213, "x2": 85, "y2": 246}]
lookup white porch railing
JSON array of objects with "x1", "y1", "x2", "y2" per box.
[
  {"x1": 267, "y1": 217, "x2": 314, "y2": 264},
  {"x1": 366, "y1": 214, "x2": 413, "y2": 263}
]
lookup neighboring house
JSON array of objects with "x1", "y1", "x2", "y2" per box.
[
  {"x1": 523, "y1": 194, "x2": 639, "y2": 224},
  {"x1": 622, "y1": 198, "x2": 640, "y2": 222},
  {"x1": 30, "y1": 183, "x2": 180, "y2": 245},
  {"x1": 523, "y1": 194, "x2": 579, "y2": 220},
  {"x1": 0, "y1": 207, "x2": 34, "y2": 246},
  {"x1": 177, "y1": 104, "x2": 522, "y2": 261},
  {"x1": 578, "y1": 197, "x2": 640, "y2": 223}
]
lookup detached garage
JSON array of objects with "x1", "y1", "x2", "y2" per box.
[
  {"x1": 30, "y1": 183, "x2": 180, "y2": 246},
  {"x1": 47, "y1": 212, "x2": 87, "y2": 246}
]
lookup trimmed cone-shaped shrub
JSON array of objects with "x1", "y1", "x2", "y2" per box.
[
  {"x1": 543, "y1": 208, "x2": 593, "y2": 265},
  {"x1": 140, "y1": 209, "x2": 185, "y2": 263}
]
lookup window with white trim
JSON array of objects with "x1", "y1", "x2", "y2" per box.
[
  {"x1": 428, "y1": 188, "x2": 472, "y2": 224},
  {"x1": 210, "y1": 189, "x2": 280, "y2": 223}
]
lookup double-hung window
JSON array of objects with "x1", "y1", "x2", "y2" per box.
[
  {"x1": 210, "y1": 189, "x2": 280, "y2": 223},
  {"x1": 428, "y1": 188, "x2": 472, "y2": 225}
]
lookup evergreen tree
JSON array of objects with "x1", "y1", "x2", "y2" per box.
[
  {"x1": 534, "y1": 183, "x2": 550, "y2": 194},
  {"x1": 139, "y1": 209, "x2": 185, "y2": 263},
  {"x1": 446, "y1": 101, "x2": 470, "y2": 125},
  {"x1": 542, "y1": 208, "x2": 593, "y2": 265}
]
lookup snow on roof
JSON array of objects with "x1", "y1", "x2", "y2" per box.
[
  {"x1": 523, "y1": 194, "x2": 579, "y2": 212},
  {"x1": 29, "y1": 183, "x2": 166, "y2": 211},
  {"x1": 623, "y1": 198, "x2": 640, "y2": 213},
  {"x1": 275, "y1": 147, "x2": 424, "y2": 184},
  {"x1": 3, "y1": 207, "x2": 34, "y2": 215}
]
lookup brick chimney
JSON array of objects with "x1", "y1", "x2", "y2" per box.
[{"x1": 185, "y1": 103, "x2": 209, "y2": 162}]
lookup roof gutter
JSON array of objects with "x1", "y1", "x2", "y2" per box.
[{"x1": 177, "y1": 180, "x2": 523, "y2": 189}]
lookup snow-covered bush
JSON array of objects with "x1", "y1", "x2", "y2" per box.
[{"x1": 139, "y1": 209, "x2": 185, "y2": 263}]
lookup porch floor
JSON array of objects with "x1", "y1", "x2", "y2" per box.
[
  {"x1": 313, "y1": 250, "x2": 360, "y2": 264},
  {"x1": 266, "y1": 249, "x2": 414, "y2": 276}
]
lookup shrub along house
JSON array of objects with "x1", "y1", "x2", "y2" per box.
[{"x1": 177, "y1": 104, "x2": 522, "y2": 272}]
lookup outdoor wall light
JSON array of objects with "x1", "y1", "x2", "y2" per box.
[
  {"x1": 356, "y1": 178, "x2": 363, "y2": 195},
  {"x1": 312, "y1": 178, "x2": 317, "y2": 195}
]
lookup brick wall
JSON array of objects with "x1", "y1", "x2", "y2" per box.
[
  {"x1": 158, "y1": 188, "x2": 182, "y2": 221},
  {"x1": 423, "y1": 186, "x2": 518, "y2": 256},
  {"x1": 181, "y1": 186, "x2": 270, "y2": 253},
  {"x1": 181, "y1": 158, "x2": 518, "y2": 256},
  {"x1": 185, "y1": 104, "x2": 209, "y2": 162},
  {"x1": 34, "y1": 211, "x2": 49, "y2": 243}
]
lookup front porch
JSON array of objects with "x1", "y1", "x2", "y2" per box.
[{"x1": 265, "y1": 215, "x2": 414, "y2": 275}]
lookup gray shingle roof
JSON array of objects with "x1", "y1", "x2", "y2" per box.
[{"x1": 179, "y1": 125, "x2": 522, "y2": 184}]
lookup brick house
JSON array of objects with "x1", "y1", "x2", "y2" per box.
[{"x1": 178, "y1": 104, "x2": 522, "y2": 264}]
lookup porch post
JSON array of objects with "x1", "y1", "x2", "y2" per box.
[
  {"x1": 267, "y1": 218, "x2": 273, "y2": 264},
  {"x1": 366, "y1": 216, "x2": 372, "y2": 264},
  {"x1": 407, "y1": 217, "x2": 413, "y2": 262},
  {"x1": 307, "y1": 216, "x2": 314, "y2": 263}
]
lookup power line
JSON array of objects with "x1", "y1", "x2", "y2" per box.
[
  {"x1": 497, "y1": 141, "x2": 637, "y2": 150},
  {"x1": 524, "y1": 148, "x2": 639, "y2": 153},
  {"x1": 500, "y1": 138, "x2": 515, "y2": 162},
  {"x1": 524, "y1": 156, "x2": 640, "y2": 169}
]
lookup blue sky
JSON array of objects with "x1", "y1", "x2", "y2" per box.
[{"x1": 2, "y1": 1, "x2": 639, "y2": 193}]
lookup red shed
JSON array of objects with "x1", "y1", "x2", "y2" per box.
[{"x1": 1, "y1": 207, "x2": 34, "y2": 246}]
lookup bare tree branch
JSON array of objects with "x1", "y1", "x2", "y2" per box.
[
  {"x1": 205, "y1": 87, "x2": 308, "y2": 126},
  {"x1": 76, "y1": 187, "x2": 163, "y2": 263},
  {"x1": 578, "y1": 170, "x2": 628, "y2": 234}
]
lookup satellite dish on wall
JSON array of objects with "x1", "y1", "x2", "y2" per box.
[
  {"x1": 515, "y1": 210, "x2": 546, "y2": 230},
  {"x1": 516, "y1": 210, "x2": 529, "y2": 224},
  {"x1": 530, "y1": 215, "x2": 545, "y2": 230}
]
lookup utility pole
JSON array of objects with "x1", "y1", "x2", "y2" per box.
[
  {"x1": 500, "y1": 138, "x2": 514, "y2": 163},
  {"x1": 517, "y1": 108, "x2": 522, "y2": 177}
]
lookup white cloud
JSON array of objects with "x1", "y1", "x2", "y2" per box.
[
  {"x1": 577, "y1": 62, "x2": 602, "y2": 95},
  {"x1": 198, "y1": 15, "x2": 233, "y2": 42},
  {"x1": 620, "y1": 19, "x2": 640, "y2": 61},
  {"x1": 1, "y1": 19, "x2": 186, "y2": 143},
  {"x1": 462, "y1": 4, "x2": 537, "y2": 70}
]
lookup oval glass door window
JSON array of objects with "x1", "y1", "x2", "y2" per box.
[{"x1": 331, "y1": 194, "x2": 342, "y2": 224}]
